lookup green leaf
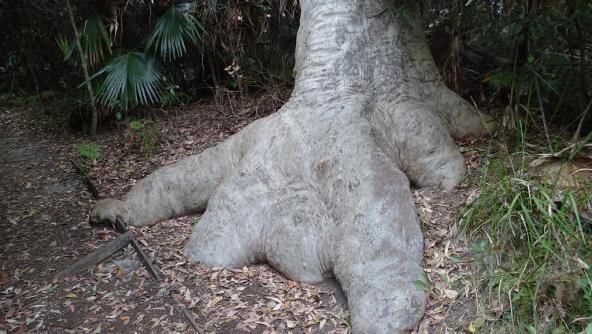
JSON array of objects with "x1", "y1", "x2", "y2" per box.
[
  {"x1": 146, "y1": 3, "x2": 204, "y2": 60},
  {"x1": 75, "y1": 143, "x2": 101, "y2": 162},
  {"x1": 412, "y1": 272, "x2": 429, "y2": 293},
  {"x1": 81, "y1": 15, "x2": 112, "y2": 67},
  {"x1": 92, "y1": 51, "x2": 164, "y2": 109},
  {"x1": 55, "y1": 34, "x2": 74, "y2": 61}
]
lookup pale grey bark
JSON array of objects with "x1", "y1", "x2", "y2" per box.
[{"x1": 90, "y1": 1, "x2": 492, "y2": 332}]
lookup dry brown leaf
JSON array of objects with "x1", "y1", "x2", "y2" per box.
[{"x1": 444, "y1": 289, "x2": 459, "y2": 299}]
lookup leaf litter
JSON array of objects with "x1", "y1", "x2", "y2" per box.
[{"x1": 1, "y1": 98, "x2": 489, "y2": 333}]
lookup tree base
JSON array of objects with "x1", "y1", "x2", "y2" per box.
[{"x1": 90, "y1": 1, "x2": 493, "y2": 332}]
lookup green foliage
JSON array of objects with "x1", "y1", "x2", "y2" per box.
[
  {"x1": 0, "y1": 0, "x2": 7, "y2": 17},
  {"x1": 71, "y1": 4, "x2": 203, "y2": 115},
  {"x1": 147, "y1": 3, "x2": 203, "y2": 60},
  {"x1": 485, "y1": 69, "x2": 516, "y2": 91},
  {"x1": 460, "y1": 136, "x2": 592, "y2": 333},
  {"x1": 56, "y1": 15, "x2": 112, "y2": 67},
  {"x1": 81, "y1": 15, "x2": 112, "y2": 67},
  {"x1": 128, "y1": 118, "x2": 160, "y2": 154},
  {"x1": 55, "y1": 34, "x2": 74, "y2": 62},
  {"x1": 160, "y1": 83, "x2": 187, "y2": 109},
  {"x1": 75, "y1": 142, "x2": 102, "y2": 162},
  {"x1": 93, "y1": 52, "x2": 163, "y2": 109},
  {"x1": 3, "y1": 0, "x2": 299, "y2": 131},
  {"x1": 465, "y1": 0, "x2": 592, "y2": 127},
  {"x1": 199, "y1": 0, "x2": 299, "y2": 90}
]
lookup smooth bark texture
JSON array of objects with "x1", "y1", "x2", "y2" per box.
[{"x1": 91, "y1": 1, "x2": 491, "y2": 332}]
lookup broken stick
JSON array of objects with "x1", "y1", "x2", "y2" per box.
[
  {"x1": 113, "y1": 217, "x2": 161, "y2": 280},
  {"x1": 57, "y1": 217, "x2": 161, "y2": 281},
  {"x1": 179, "y1": 305, "x2": 201, "y2": 333},
  {"x1": 56, "y1": 231, "x2": 132, "y2": 279},
  {"x1": 60, "y1": 217, "x2": 200, "y2": 330},
  {"x1": 70, "y1": 158, "x2": 99, "y2": 199},
  {"x1": 130, "y1": 236, "x2": 161, "y2": 281}
]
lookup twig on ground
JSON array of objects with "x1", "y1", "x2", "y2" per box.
[
  {"x1": 55, "y1": 231, "x2": 133, "y2": 280},
  {"x1": 130, "y1": 236, "x2": 161, "y2": 281},
  {"x1": 70, "y1": 158, "x2": 99, "y2": 198},
  {"x1": 57, "y1": 217, "x2": 161, "y2": 281},
  {"x1": 179, "y1": 304, "x2": 201, "y2": 333}
]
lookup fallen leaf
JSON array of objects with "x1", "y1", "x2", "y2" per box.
[
  {"x1": 444, "y1": 289, "x2": 459, "y2": 299},
  {"x1": 207, "y1": 296, "x2": 223, "y2": 308},
  {"x1": 468, "y1": 318, "x2": 485, "y2": 333}
]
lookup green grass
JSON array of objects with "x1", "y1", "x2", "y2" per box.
[
  {"x1": 128, "y1": 118, "x2": 160, "y2": 154},
  {"x1": 75, "y1": 142, "x2": 102, "y2": 162},
  {"x1": 459, "y1": 131, "x2": 592, "y2": 333}
]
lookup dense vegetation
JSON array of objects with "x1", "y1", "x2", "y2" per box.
[
  {"x1": 1, "y1": 0, "x2": 299, "y2": 135},
  {"x1": 1, "y1": 1, "x2": 590, "y2": 135},
  {"x1": 1, "y1": 0, "x2": 591, "y2": 333}
]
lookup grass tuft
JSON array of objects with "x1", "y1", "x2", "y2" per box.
[{"x1": 459, "y1": 129, "x2": 592, "y2": 333}]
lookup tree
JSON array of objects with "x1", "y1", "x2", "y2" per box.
[
  {"x1": 91, "y1": 0, "x2": 492, "y2": 332},
  {"x1": 65, "y1": 0, "x2": 99, "y2": 137}
]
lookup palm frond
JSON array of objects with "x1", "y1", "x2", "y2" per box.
[
  {"x1": 205, "y1": 0, "x2": 218, "y2": 17},
  {"x1": 93, "y1": 51, "x2": 163, "y2": 109},
  {"x1": 82, "y1": 15, "x2": 112, "y2": 67},
  {"x1": 55, "y1": 34, "x2": 74, "y2": 61},
  {"x1": 147, "y1": 3, "x2": 204, "y2": 60}
]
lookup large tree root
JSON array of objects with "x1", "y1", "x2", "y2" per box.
[{"x1": 90, "y1": 1, "x2": 493, "y2": 332}]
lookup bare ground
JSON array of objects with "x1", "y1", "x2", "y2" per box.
[{"x1": 0, "y1": 98, "x2": 490, "y2": 334}]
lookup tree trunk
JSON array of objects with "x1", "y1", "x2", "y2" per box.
[
  {"x1": 65, "y1": 0, "x2": 99, "y2": 138},
  {"x1": 91, "y1": 1, "x2": 492, "y2": 332}
]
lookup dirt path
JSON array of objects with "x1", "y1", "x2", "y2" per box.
[
  {"x1": 0, "y1": 104, "x2": 484, "y2": 334},
  {"x1": 0, "y1": 108, "x2": 98, "y2": 332}
]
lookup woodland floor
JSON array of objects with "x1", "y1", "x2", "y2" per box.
[{"x1": 0, "y1": 96, "x2": 491, "y2": 334}]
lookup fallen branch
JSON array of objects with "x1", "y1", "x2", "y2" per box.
[
  {"x1": 55, "y1": 231, "x2": 132, "y2": 279},
  {"x1": 130, "y1": 236, "x2": 161, "y2": 281},
  {"x1": 112, "y1": 217, "x2": 161, "y2": 280},
  {"x1": 178, "y1": 305, "x2": 201, "y2": 333},
  {"x1": 59, "y1": 217, "x2": 205, "y2": 329},
  {"x1": 70, "y1": 158, "x2": 99, "y2": 199},
  {"x1": 56, "y1": 217, "x2": 161, "y2": 281}
]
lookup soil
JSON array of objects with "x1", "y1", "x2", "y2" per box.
[{"x1": 0, "y1": 96, "x2": 490, "y2": 334}]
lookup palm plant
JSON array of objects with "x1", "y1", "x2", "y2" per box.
[
  {"x1": 147, "y1": 3, "x2": 203, "y2": 60},
  {"x1": 92, "y1": 3, "x2": 203, "y2": 109},
  {"x1": 93, "y1": 52, "x2": 163, "y2": 109},
  {"x1": 57, "y1": 15, "x2": 112, "y2": 67},
  {"x1": 81, "y1": 15, "x2": 112, "y2": 67}
]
